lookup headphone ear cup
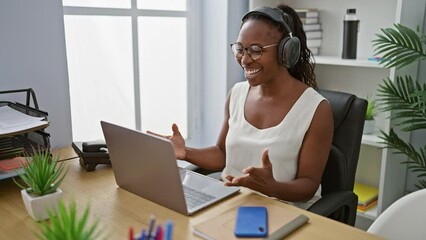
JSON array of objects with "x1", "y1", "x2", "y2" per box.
[
  {"x1": 278, "y1": 36, "x2": 301, "y2": 68},
  {"x1": 277, "y1": 36, "x2": 289, "y2": 67}
]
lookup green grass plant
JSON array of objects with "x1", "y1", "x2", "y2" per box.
[
  {"x1": 13, "y1": 148, "x2": 68, "y2": 196},
  {"x1": 365, "y1": 97, "x2": 378, "y2": 120},
  {"x1": 36, "y1": 201, "x2": 104, "y2": 240}
]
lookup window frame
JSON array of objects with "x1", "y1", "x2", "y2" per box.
[{"x1": 63, "y1": 0, "x2": 201, "y2": 144}]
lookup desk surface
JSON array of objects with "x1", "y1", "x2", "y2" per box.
[{"x1": 0, "y1": 147, "x2": 382, "y2": 240}]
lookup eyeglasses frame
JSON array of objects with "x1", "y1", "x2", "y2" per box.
[{"x1": 230, "y1": 43, "x2": 279, "y2": 60}]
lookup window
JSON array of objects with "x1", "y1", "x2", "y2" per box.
[{"x1": 63, "y1": 0, "x2": 196, "y2": 142}]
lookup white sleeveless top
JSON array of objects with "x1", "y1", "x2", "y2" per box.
[{"x1": 222, "y1": 81, "x2": 326, "y2": 209}]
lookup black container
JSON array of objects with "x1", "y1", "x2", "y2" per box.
[{"x1": 342, "y1": 9, "x2": 359, "y2": 59}]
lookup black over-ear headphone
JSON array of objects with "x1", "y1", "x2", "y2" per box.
[{"x1": 242, "y1": 6, "x2": 301, "y2": 68}]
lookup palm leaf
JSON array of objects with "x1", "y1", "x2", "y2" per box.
[
  {"x1": 380, "y1": 129, "x2": 426, "y2": 190},
  {"x1": 377, "y1": 76, "x2": 426, "y2": 131},
  {"x1": 372, "y1": 24, "x2": 426, "y2": 69},
  {"x1": 374, "y1": 23, "x2": 426, "y2": 189}
]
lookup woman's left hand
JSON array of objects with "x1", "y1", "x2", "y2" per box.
[{"x1": 224, "y1": 149, "x2": 276, "y2": 196}]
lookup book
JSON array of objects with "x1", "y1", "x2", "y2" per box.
[
  {"x1": 357, "y1": 199, "x2": 378, "y2": 213},
  {"x1": 354, "y1": 182, "x2": 379, "y2": 206},
  {"x1": 305, "y1": 30, "x2": 322, "y2": 39},
  {"x1": 300, "y1": 17, "x2": 318, "y2": 24},
  {"x1": 192, "y1": 198, "x2": 309, "y2": 240},
  {"x1": 307, "y1": 38, "x2": 322, "y2": 48},
  {"x1": 295, "y1": 8, "x2": 319, "y2": 18},
  {"x1": 302, "y1": 23, "x2": 321, "y2": 32}
]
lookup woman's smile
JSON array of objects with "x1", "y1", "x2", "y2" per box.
[{"x1": 244, "y1": 67, "x2": 262, "y2": 79}]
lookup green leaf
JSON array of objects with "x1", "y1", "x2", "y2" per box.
[
  {"x1": 35, "y1": 200, "x2": 105, "y2": 240},
  {"x1": 373, "y1": 24, "x2": 426, "y2": 69},
  {"x1": 379, "y1": 129, "x2": 426, "y2": 189},
  {"x1": 13, "y1": 147, "x2": 68, "y2": 196}
]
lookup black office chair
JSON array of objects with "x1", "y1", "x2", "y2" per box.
[{"x1": 307, "y1": 89, "x2": 367, "y2": 226}]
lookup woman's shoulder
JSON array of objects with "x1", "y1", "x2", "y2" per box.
[
  {"x1": 230, "y1": 81, "x2": 249, "y2": 96},
  {"x1": 293, "y1": 84, "x2": 325, "y2": 103},
  {"x1": 300, "y1": 86, "x2": 326, "y2": 102},
  {"x1": 233, "y1": 81, "x2": 248, "y2": 90}
]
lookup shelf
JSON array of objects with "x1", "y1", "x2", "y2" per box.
[
  {"x1": 0, "y1": 168, "x2": 24, "y2": 181},
  {"x1": 361, "y1": 134, "x2": 384, "y2": 148},
  {"x1": 314, "y1": 56, "x2": 382, "y2": 68}
]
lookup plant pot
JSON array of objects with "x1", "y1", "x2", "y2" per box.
[
  {"x1": 363, "y1": 119, "x2": 375, "y2": 134},
  {"x1": 21, "y1": 188, "x2": 63, "y2": 221}
]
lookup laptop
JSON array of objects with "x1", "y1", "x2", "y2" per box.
[{"x1": 100, "y1": 121, "x2": 240, "y2": 215}]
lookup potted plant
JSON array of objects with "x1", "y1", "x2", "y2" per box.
[
  {"x1": 35, "y1": 200, "x2": 103, "y2": 240},
  {"x1": 13, "y1": 148, "x2": 68, "y2": 221},
  {"x1": 364, "y1": 97, "x2": 378, "y2": 134},
  {"x1": 373, "y1": 24, "x2": 426, "y2": 189}
]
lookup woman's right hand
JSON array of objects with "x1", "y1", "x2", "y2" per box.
[{"x1": 147, "y1": 123, "x2": 186, "y2": 160}]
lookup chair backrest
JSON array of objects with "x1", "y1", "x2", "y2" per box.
[
  {"x1": 367, "y1": 189, "x2": 426, "y2": 239},
  {"x1": 318, "y1": 89, "x2": 367, "y2": 195}
]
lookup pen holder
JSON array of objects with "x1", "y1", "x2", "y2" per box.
[{"x1": 129, "y1": 217, "x2": 173, "y2": 240}]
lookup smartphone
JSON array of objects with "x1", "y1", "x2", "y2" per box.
[{"x1": 234, "y1": 206, "x2": 268, "y2": 238}]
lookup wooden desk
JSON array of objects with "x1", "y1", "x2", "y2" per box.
[{"x1": 0, "y1": 152, "x2": 382, "y2": 240}]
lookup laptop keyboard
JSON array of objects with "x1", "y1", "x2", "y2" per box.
[{"x1": 183, "y1": 185, "x2": 215, "y2": 209}]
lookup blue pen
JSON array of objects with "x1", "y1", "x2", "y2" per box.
[
  {"x1": 138, "y1": 229, "x2": 147, "y2": 240},
  {"x1": 164, "y1": 220, "x2": 173, "y2": 240}
]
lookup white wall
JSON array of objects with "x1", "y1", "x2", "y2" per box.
[
  {"x1": 198, "y1": 0, "x2": 248, "y2": 146},
  {"x1": 0, "y1": 0, "x2": 246, "y2": 149},
  {"x1": 227, "y1": 1, "x2": 249, "y2": 92},
  {"x1": 0, "y1": 0, "x2": 72, "y2": 148}
]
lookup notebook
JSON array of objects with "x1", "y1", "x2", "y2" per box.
[
  {"x1": 193, "y1": 198, "x2": 309, "y2": 240},
  {"x1": 100, "y1": 121, "x2": 240, "y2": 215},
  {"x1": 354, "y1": 182, "x2": 378, "y2": 206}
]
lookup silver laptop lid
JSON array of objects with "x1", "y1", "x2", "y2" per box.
[{"x1": 101, "y1": 121, "x2": 189, "y2": 215}]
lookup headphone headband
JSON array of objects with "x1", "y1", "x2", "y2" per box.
[
  {"x1": 242, "y1": 6, "x2": 293, "y2": 37},
  {"x1": 241, "y1": 6, "x2": 301, "y2": 68}
]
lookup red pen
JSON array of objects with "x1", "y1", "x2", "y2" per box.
[
  {"x1": 155, "y1": 225, "x2": 163, "y2": 240},
  {"x1": 129, "y1": 226, "x2": 134, "y2": 240}
]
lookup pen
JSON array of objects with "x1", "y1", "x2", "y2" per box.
[
  {"x1": 138, "y1": 229, "x2": 147, "y2": 240},
  {"x1": 147, "y1": 215, "x2": 156, "y2": 239},
  {"x1": 129, "y1": 226, "x2": 134, "y2": 240},
  {"x1": 155, "y1": 225, "x2": 163, "y2": 240},
  {"x1": 164, "y1": 220, "x2": 173, "y2": 240}
]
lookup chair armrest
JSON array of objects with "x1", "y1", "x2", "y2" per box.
[{"x1": 307, "y1": 191, "x2": 358, "y2": 225}]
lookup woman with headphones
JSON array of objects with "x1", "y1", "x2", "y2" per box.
[{"x1": 151, "y1": 4, "x2": 333, "y2": 209}]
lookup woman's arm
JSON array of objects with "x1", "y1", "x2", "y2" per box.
[{"x1": 150, "y1": 92, "x2": 232, "y2": 171}]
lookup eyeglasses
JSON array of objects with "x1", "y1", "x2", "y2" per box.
[{"x1": 230, "y1": 42, "x2": 279, "y2": 60}]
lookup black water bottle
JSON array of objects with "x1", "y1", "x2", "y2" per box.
[{"x1": 342, "y1": 8, "x2": 359, "y2": 59}]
